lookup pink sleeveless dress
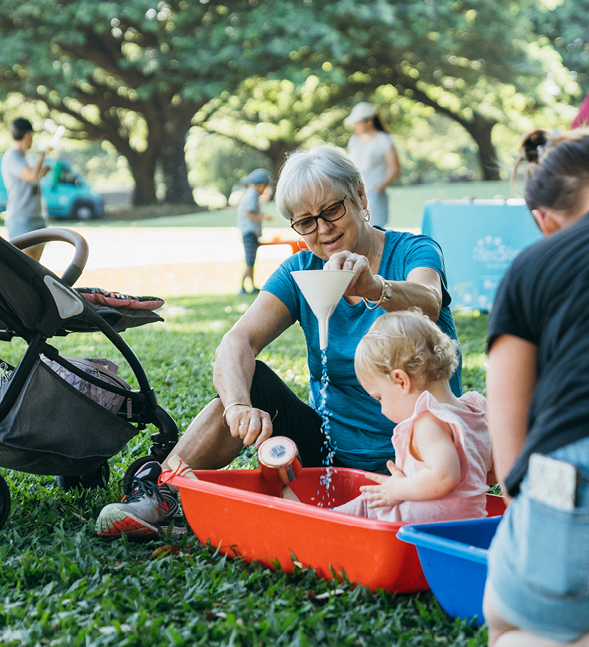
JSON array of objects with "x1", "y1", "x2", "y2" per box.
[{"x1": 333, "y1": 391, "x2": 492, "y2": 522}]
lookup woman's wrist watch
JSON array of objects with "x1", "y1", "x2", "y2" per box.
[{"x1": 363, "y1": 275, "x2": 393, "y2": 310}]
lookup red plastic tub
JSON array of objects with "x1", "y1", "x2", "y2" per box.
[{"x1": 169, "y1": 467, "x2": 505, "y2": 594}]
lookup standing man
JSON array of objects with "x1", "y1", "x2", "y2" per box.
[{"x1": 1, "y1": 118, "x2": 50, "y2": 261}]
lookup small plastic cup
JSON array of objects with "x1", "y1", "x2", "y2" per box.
[{"x1": 258, "y1": 436, "x2": 302, "y2": 485}]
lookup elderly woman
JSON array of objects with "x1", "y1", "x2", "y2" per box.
[
  {"x1": 484, "y1": 129, "x2": 589, "y2": 645},
  {"x1": 96, "y1": 146, "x2": 461, "y2": 539}
]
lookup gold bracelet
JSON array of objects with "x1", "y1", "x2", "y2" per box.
[
  {"x1": 363, "y1": 275, "x2": 386, "y2": 310},
  {"x1": 222, "y1": 402, "x2": 252, "y2": 428}
]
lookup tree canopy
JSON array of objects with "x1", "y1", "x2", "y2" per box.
[
  {"x1": 0, "y1": 0, "x2": 581, "y2": 204},
  {"x1": 0, "y1": 0, "x2": 292, "y2": 204},
  {"x1": 289, "y1": 0, "x2": 575, "y2": 179}
]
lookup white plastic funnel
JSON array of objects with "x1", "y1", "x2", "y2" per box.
[{"x1": 291, "y1": 270, "x2": 355, "y2": 350}]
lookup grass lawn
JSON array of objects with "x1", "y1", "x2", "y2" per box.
[
  {"x1": 0, "y1": 297, "x2": 490, "y2": 646},
  {"x1": 73, "y1": 180, "x2": 514, "y2": 231}
]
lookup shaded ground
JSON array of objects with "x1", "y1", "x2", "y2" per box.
[{"x1": 103, "y1": 202, "x2": 208, "y2": 222}]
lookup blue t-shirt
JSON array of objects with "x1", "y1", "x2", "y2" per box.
[
  {"x1": 237, "y1": 187, "x2": 262, "y2": 238},
  {"x1": 263, "y1": 228, "x2": 462, "y2": 472}
]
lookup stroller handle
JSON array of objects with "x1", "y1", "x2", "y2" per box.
[{"x1": 10, "y1": 227, "x2": 89, "y2": 286}]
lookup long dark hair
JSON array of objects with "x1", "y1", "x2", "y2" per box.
[
  {"x1": 513, "y1": 128, "x2": 589, "y2": 213},
  {"x1": 371, "y1": 113, "x2": 390, "y2": 133}
]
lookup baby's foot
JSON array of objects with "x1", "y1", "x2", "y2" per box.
[{"x1": 279, "y1": 485, "x2": 300, "y2": 502}]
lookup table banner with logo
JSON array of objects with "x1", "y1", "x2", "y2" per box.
[{"x1": 421, "y1": 199, "x2": 542, "y2": 312}]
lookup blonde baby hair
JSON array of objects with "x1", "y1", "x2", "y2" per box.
[{"x1": 355, "y1": 309, "x2": 459, "y2": 386}]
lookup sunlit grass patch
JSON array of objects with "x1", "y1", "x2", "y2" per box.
[{"x1": 0, "y1": 296, "x2": 492, "y2": 646}]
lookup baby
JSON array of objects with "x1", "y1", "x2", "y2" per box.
[{"x1": 332, "y1": 309, "x2": 493, "y2": 522}]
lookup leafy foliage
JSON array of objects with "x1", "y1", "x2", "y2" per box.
[
  {"x1": 532, "y1": 0, "x2": 589, "y2": 94},
  {"x1": 0, "y1": 296, "x2": 489, "y2": 645},
  {"x1": 186, "y1": 130, "x2": 271, "y2": 205},
  {"x1": 301, "y1": 0, "x2": 578, "y2": 179},
  {"x1": 0, "y1": 0, "x2": 291, "y2": 205},
  {"x1": 0, "y1": 0, "x2": 582, "y2": 204}
]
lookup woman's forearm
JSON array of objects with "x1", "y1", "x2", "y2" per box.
[
  {"x1": 380, "y1": 280, "x2": 442, "y2": 321},
  {"x1": 213, "y1": 330, "x2": 258, "y2": 407},
  {"x1": 487, "y1": 335, "x2": 537, "y2": 489},
  {"x1": 212, "y1": 293, "x2": 294, "y2": 409}
]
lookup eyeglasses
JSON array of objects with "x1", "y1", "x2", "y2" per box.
[{"x1": 290, "y1": 197, "x2": 347, "y2": 236}]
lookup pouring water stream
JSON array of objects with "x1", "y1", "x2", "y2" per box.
[{"x1": 291, "y1": 270, "x2": 355, "y2": 505}]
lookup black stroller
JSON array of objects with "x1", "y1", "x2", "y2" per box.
[{"x1": 0, "y1": 228, "x2": 179, "y2": 530}]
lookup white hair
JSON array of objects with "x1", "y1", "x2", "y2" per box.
[{"x1": 275, "y1": 146, "x2": 364, "y2": 221}]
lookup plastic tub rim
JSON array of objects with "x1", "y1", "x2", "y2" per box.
[
  {"x1": 396, "y1": 516, "x2": 502, "y2": 566},
  {"x1": 169, "y1": 468, "x2": 409, "y2": 531}
]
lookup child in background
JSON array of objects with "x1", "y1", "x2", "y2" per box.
[
  {"x1": 237, "y1": 168, "x2": 272, "y2": 295},
  {"x1": 332, "y1": 309, "x2": 493, "y2": 522}
]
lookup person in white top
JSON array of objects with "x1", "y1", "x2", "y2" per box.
[{"x1": 345, "y1": 102, "x2": 401, "y2": 228}]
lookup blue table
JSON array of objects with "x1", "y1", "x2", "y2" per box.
[{"x1": 421, "y1": 199, "x2": 542, "y2": 311}]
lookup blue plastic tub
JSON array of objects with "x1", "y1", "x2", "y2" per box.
[{"x1": 397, "y1": 516, "x2": 502, "y2": 625}]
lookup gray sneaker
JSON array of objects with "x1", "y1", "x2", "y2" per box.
[{"x1": 96, "y1": 462, "x2": 183, "y2": 539}]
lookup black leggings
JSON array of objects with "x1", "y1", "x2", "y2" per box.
[{"x1": 248, "y1": 360, "x2": 338, "y2": 468}]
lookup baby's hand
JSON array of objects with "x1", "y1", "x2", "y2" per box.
[{"x1": 359, "y1": 460, "x2": 405, "y2": 508}]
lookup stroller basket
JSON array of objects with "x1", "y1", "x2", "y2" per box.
[{"x1": 0, "y1": 358, "x2": 138, "y2": 476}]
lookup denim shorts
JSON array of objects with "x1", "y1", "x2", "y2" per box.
[
  {"x1": 486, "y1": 436, "x2": 589, "y2": 642},
  {"x1": 5, "y1": 217, "x2": 47, "y2": 241}
]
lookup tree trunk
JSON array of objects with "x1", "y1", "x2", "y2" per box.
[
  {"x1": 267, "y1": 142, "x2": 297, "y2": 185},
  {"x1": 160, "y1": 109, "x2": 197, "y2": 205},
  {"x1": 127, "y1": 151, "x2": 158, "y2": 206},
  {"x1": 390, "y1": 81, "x2": 503, "y2": 182},
  {"x1": 468, "y1": 114, "x2": 501, "y2": 181}
]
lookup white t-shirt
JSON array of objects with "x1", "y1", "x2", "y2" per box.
[{"x1": 348, "y1": 131, "x2": 394, "y2": 193}]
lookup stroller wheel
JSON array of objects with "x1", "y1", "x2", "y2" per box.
[
  {"x1": 57, "y1": 461, "x2": 110, "y2": 492},
  {"x1": 0, "y1": 475, "x2": 11, "y2": 530},
  {"x1": 122, "y1": 455, "x2": 157, "y2": 495}
]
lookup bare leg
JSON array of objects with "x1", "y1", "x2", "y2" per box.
[
  {"x1": 280, "y1": 485, "x2": 300, "y2": 502},
  {"x1": 161, "y1": 398, "x2": 244, "y2": 471},
  {"x1": 241, "y1": 265, "x2": 255, "y2": 291},
  {"x1": 484, "y1": 589, "x2": 589, "y2": 647},
  {"x1": 23, "y1": 244, "x2": 44, "y2": 262}
]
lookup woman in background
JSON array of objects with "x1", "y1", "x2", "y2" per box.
[{"x1": 345, "y1": 102, "x2": 401, "y2": 228}]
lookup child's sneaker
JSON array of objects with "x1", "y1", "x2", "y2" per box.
[{"x1": 96, "y1": 461, "x2": 182, "y2": 539}]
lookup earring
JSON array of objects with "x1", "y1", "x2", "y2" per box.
[
  {"x1": 364, "y1": 209, "x2": 371, "y2": 222},
  {"x1": 297, "y1": 237, "x2": 306, "y2": 251}
]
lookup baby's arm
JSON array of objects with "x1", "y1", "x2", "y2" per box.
[{"x1": 360, "y1": 412, "x2": 461, "y2": 508}]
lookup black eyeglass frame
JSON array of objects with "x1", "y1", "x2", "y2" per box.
[{"x1": 290, "y1": 196, "x2": 347, "y2": 236}]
